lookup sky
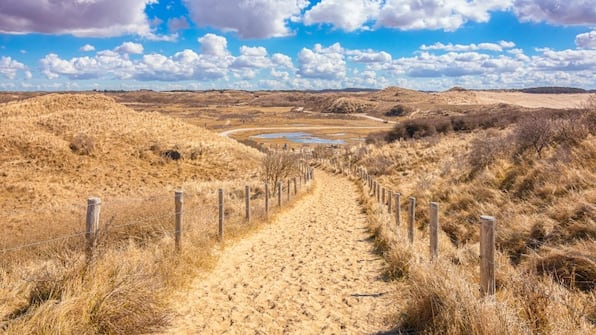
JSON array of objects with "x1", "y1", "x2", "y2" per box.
[{"x1": 0, "y1": 0, "x2": 595, "y2": 91}]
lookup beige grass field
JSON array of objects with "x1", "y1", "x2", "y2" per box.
[{"x1": 0, "y1": 89, "x2": 594, "y2": 334}]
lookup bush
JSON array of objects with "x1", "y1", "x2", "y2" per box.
[
  {"x1": 69, "y1": 133, "x2": 95, "y2": 155},
  {"x1": 261, "y1": 152, "x2": 299, "y2": 191},
  {"x1": 468, "y1": 130, "x2": 509, "y2": 171},
  {"x1": 514, "y1": 117, "x2": 555, "y2": 158},
  {"x1": 385, "y1": 104, "x2": 413, "y2": 117}
]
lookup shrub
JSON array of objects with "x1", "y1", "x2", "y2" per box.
[
  {"x1": 514, "y1": 116, "x2": 555, "y2": 158},
  {"x1": 468, "y1": 130, "x2": 509, "y2": 171},
  {"x1": 261, "y1": 152, "x2": 299, "y2": 191},
  {"x1": 69, "y1": 133, "x2": 95, "y2": 155},
  {"x1": 385, "y1": 104, "x2": 413, "y2": 117}
]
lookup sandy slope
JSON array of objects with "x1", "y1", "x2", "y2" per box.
[
  {"x1": 473, "y1": 91, "x2": 591, "y2": 108},
  {"x1": 165, "y1": 171, "x2": 395, "y2": 334}
]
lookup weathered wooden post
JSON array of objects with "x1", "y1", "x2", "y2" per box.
[
  {"x1": 408, "y1": 197, "x2": 416, "y2": 243},
  {"x1": 175, "y1": 191, "x2": 183, "y2": 251},
  {"x1": 293, "y1": 177, "x2": 297, "y2": 195},
  {"x1": 382, "y1": 188, "x2": 386, "y2": 207},
  {"x1": 218, "y1": 188, "x2": 224, "y2": 241},
  {"x1": 430, "y1": 202, "x2": 439, "y2": 260},
  {"x1": 287, "y1": 180, "x2": 291, "y2": 201},
  {"x1": 85, "y1": 197, "x2": 101, "y2": 262},
  {"x1": 245, "y1": 185, "x2": 251, "y2": 223},
  {"x1": 277, "y1": 181, "x2": 282, "y2": 207},
  {"x1": 376, "y1": 183, "x2": 381, "y2": 203},
  {"x1": 265, "y1": 183, "x2": 269, "y2": 217},
  {"x1": 480, "y1": 215, "x2": 496, "y2": 296},
  {"x1": 395, "y1": 193, "x2": 401, "y2": 226},
  {"x1": 388, "y1": 190, "x2": 393, "y2": 212}
]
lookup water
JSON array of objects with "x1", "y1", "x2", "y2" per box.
[{"x1": 250, "y1": 132, "x2": 346, "y2": 145}]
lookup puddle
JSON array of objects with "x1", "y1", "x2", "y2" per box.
[{"x1": 250, "y1": 132, "x2": 346, "y2": 145}]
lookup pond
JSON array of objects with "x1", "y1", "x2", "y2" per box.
[{"x1": 250, "y1": 132, "x2": 346, "y2": 145}]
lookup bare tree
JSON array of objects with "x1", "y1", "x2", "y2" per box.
[{"x1": 262, "y1": 152, "x2": 299, "y2": 194}]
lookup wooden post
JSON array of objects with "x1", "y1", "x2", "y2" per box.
[
  {"x1": 245, "y1": 185, "x2": 251, "y2": 223},
  {"x1": 175, "y1": 191, "x2": 183, "y2": 251},
  {"x1": 395, "y1": 193, "x2": 401, "y2": 226},
  {"x1": 408, "y1": 197, "x2": 416, "y2": 243},
  {"x1": 430, "y1": 202, "x2": 439, "y2": 260},
  {"x1": 287, "y1": 180, "x2": 291, "y2": 201},
  {"x1": 265, "y1": 183, "x2": 269, "y2": 217},
  {"x1": 218, "y1": 188, "x2": 224, "y2": 241},
  {"x1": 85, "y1": 197, "x2": 101, "y2": 262},
  {"x1": 382, "y1": 188, "x2": 386, "y2": 206},
  {"x1": 480, "y1": 215, "x2": 496, "y2": 296},
  {"x1": 293, "y1": 177, "x2": 297, "y2": 195},
  {"x1": 388, "y1": 190, "x2": 393, "y2": 212},
  {"x1": 372, "y1": 180, "x2": 376, "y2": 196},
  {"x1": 376, "y1": 183, "x2": 381, "y2": 203},
  {"x1": 277, "y1": 182, "x2": 282, "y2": 207}
]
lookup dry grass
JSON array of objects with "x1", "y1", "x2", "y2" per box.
[{"x1": 349, "y1": 105, "x2": 596, "y2": 333}]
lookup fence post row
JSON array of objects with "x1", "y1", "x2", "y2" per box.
[
  {"x1": 245, "y1": 185, "x2": 251, "y2": 223},
  {"x1": 430, "y1": 202, "x2": 439, "y2": 260},
  {"x1": 85, "y1": 197, "x2": 101, "y2": 262},
  {"x1": 480, "y1": 215, "x2": 496, "y2": 296},
  {"x1": 175, "y1": 191, "x2": 183, "y2": 251},
  {"x1": 218, "y1": 188, "x2": 224, "y2": 241},
  {"x1": 408, "y1": 197, "x2": 416, "y2": 243}
]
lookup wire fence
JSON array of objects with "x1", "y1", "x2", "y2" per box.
[
  {"x1": 0, "y1": 168, "x2": 315, "y2": 264},
  {"x1": 317, "y1": 157, "x2": 595, "y2": 325}
]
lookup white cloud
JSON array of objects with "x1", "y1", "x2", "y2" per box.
[
  {"x1": 347, "y1": 49, "x2": 392, "y2": 63},
  {"x1": 420, "y1": 41, "x2": 516, "y2": 52},
  {"x1": 298, "y1": 43, "x2": 346, "y2": 80},
  {"x1": 0, "y1": 0, "x2": 159, "y2": 38},
  {"x1": 531, "y1": 48, "x2": 596, "y2": 71},
  {"x1": 513, "y1": 0, "x2": 596, "y2": 25},
  {"x1": 232, "y1": 46, "x2": 271, "y2": 69},
  {"x1": 80, "y1": 44, "x2": 96, "y2": 52},
  {"x1": 168, "y1": 17, "x2": 190, "y2": 32},
  {"x1": 183, "y1": 0, "x2": 309, "y2": 38},
  {"x1": 271, "y1": 53, "x2": 294, "y2": 69},
  {"x1": 376, "y1": 0, "x2": 511, "y2": 31},
  {"x1": 115, "y1": 42, "x2": 144, "y2": 54},
  {"x1": 198, "y1": 33, "x2": 230, "y2": 57},
  {"x1": 576, "y1": 31, "x2": 596, "y2": 49},
  {"x1": 0, "y1": 56, "x2": 27, "y2": 79},
  {"x1": 303, "y1": 0, "x2": 381, "y2": 31}
]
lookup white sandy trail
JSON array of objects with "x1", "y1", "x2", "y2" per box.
[{"x1": 165, "y1": 171, "x2": 395, "y2": 335}]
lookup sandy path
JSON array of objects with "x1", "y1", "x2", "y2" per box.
[{"x1": 165, "y1": 171, "x2": 395, "y2": 335}]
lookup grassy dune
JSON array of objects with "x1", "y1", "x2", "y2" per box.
[{"x1": 337, "y1": 101, "x2": 596, "y2": 334}]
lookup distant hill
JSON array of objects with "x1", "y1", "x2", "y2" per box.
[{"x1": 517, "y1": 87, "x2": 594, "y2": 94}]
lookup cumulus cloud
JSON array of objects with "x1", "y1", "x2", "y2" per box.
[
  {"x1": 298, "y1": 43, "x2": 346, "y2": 80},
  {"x1": 80, "y1": 44, "x2": 96, "y2": 52},
  {"x1": 271, "y1": 53, "x2": 295, "y2": 69},
  {"x1": 232, "y1": 46, "x2": 271, "y2": 69},
  {"x1": 0, "y1": 0, "x2": 159, "y2": 37},
  {"x1": 420, "y1": 41, "x2": 516, "y2": 52},
  {"x1": 183, "y1": 0, "x2": 308, "y2": 38},
  {"x1": 303, "y1": 0, "x2": 381, "y2": 31},
  {"x1": 198, "y1": 33, "x2": 230, "y2": 57},
  {"x1": 513, "y1": 0, "x2": 596, "y2": 25},
  {"x1": 576, "y1": 31, "x2": 596, "y2": 49},
  {"x1": 376, "y1": 0, "x2": 511, "y2": 31},
  {"x1": 115, "y1": 42, "x2": 144, "y2": 54},
  {"x1": 0, "y1": 56, "x2": 27, "y2": 79}
]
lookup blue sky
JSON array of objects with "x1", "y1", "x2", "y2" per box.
[{"x1": 0, "y1": 0, "x2": 595, "y2": 91}]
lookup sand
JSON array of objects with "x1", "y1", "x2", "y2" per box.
[
  {"x1": 473, "y1": 91, "x2": 591, "y2": 109},
  {"x1": 164, "y1": 171, "x2": 395, "y2": 334}
]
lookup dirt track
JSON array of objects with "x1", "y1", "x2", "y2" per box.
[{"x1": 165, "y1": 171, "x2": 395, "y2": 334}]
